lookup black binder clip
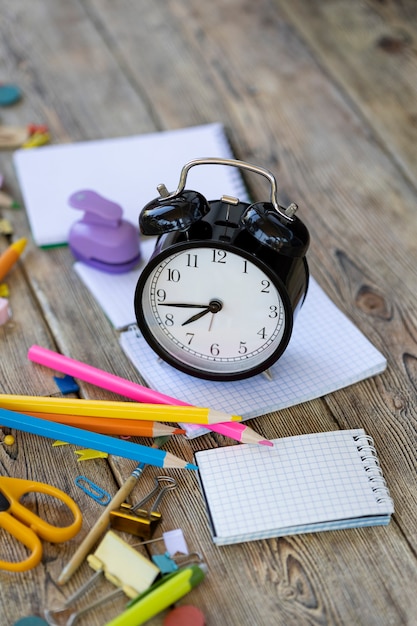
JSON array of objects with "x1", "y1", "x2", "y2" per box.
[{"x1": 110, "y1": 476, "x2": 177, "y2": 539}]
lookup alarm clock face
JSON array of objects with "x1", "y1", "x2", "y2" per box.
[{"x1": 135, "y1": 242, "x2": 292, "y2": 380}]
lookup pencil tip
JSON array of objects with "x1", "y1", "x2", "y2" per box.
[
  {"x1": 12, "y1": 237, "x2": 27, "y2": 254},
  {"x1": 56, "y1": 571, "x2": 68, "y2": 586},
  {"x1": 260, "y1": 440, "x2": 274, "y2": 447},
  {"x1": 186, "y1": 462, "x2": 199, "y2": 470}
]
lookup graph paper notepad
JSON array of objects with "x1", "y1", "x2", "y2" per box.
[
  {"x1": 195, "y1": 429, "x2": 394, "y2": 545},
  {"x1": 119, "y1": 277, "x2": 387, "y2": 438}
]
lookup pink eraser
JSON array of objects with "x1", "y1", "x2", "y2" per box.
[{"x1": 0, "y1": 297, "x2": 11, "y2": 325}]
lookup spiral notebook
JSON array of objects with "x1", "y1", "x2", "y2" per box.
[{"x1": 195, "y1": 429, "x2": 394, "y2": 545}]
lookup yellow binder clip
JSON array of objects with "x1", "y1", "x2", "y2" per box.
[{"x1": 110, "y1": 475, "x2": 177, "y2": 539}]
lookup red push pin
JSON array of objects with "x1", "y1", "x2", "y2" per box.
[{"x1": 163, "y1": 605, "x2": 206, "y2": 626}]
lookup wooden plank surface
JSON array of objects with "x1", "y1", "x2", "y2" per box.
[
  {"x1": 275, "y1": 0, "x2": 417, "y2": 186},
  {"x1": 0, "y1": 0, "x2": 416, "y2": 624}
]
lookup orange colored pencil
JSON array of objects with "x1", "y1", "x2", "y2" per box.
[
  {"x1": 21, "y1": 411, "x2": 185, "y2": 437},
  {"x1": 0, "y1": 238, "x2": 27, "y2": 282}
]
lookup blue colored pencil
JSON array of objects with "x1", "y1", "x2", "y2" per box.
[{"x1": 0, "y1": 408, "x2": 197, "y2": 470}]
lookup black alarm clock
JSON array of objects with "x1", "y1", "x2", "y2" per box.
[{"x1": 134, "y1": 158, "x2": 309, "y2": 381}]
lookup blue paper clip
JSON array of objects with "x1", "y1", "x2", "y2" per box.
[{"x1": 75, "y1": 475, "x2": 111, "y2": 505}]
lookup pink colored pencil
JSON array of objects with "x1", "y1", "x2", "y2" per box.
[{"x1": 28, "y1": 345, "x2": 272, "y2": 446}]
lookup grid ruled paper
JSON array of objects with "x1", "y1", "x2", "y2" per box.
[
  {"x1": 195, "y1": 429, "x2": 394, "y2": 544},
  {"x1": 119, "y1": 277, "x2": 387, "y2": 437},
  {"x1": 74, "y1": 236, "x2": 158, "y2": 330}
]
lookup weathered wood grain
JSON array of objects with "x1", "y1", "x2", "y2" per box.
[
  {"x1": 274, "y1": 0, "x2": 417, "y2": 187},
  {"x1": 0, "y1": 0, "x2": 416, "y2": 624}
]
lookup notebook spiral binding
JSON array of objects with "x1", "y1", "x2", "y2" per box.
[
  {"x1": 353, "y1": 434, "x2": 394, "y2": 508},
  {"x1": 128, "y1": 324, "x2": 141, "y2": 338}
]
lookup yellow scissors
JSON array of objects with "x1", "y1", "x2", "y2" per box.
[{"x1": 0, "y1": 476, "x2": 82, "y2": 572}]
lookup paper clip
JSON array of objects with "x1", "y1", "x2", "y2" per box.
[
  {"x1": 110, "y1": 475, "x2": 177, "y2": 539},
  {"x1": 75, "y1": 476, "x2": 111, "y2": 506},
  {"x1": 44, "y1": 530, "x2": 160, "y2": 625}
]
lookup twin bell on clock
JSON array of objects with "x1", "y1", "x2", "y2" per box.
[{"x1": 134, "y1": 158, "x2": 310, "y2": 382}]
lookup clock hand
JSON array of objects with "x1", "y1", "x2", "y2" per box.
[
  {"x1": 159, "y1": 303, "x2": 210, "y2": 308},
  {"x1": 182, "y1": 299, "x2": 223, "y2": 326},
  {"x1": 208, "y1": 313, "x2": 215, "y2": 332},
  {"x1": 182, "y1": 307, "x2": 211, "y2": 326}
]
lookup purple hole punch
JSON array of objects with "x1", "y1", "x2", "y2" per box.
[{"x1": 68, "y1": 190, "x2": 141, "y2": 273}]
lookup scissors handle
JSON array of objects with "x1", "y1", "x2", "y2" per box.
[
  {"x1": 0, "y1": 477, "x2": 83, "y2": 572},
  {"x1": 0, "y1": 512, "x2": 42, "y2": 572}
]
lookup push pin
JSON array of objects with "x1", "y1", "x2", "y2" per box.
[
  {"x1": 1, "y1": 434, "x2": 15, "y2": 446},
  {"x1": 110, "y1": 476, "x2": 177, "y2": 539}
]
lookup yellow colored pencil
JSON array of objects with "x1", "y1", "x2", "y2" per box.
[{"x1": 0, "y1": 394, "x2": 241, "y2": 424}]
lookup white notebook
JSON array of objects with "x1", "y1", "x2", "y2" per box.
[
  {"x1": 71, "y1": 122, "x2": 249, "y2": 329},
  {"x1": 119, "y1": 277, "x2": 387, "y2": 438},
  {"x1": 13, "y1": 123, "x2": 247, "y2": 247},
  {"x1": 195, "y1": 429, "x2": 394, "y2": 545}
]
